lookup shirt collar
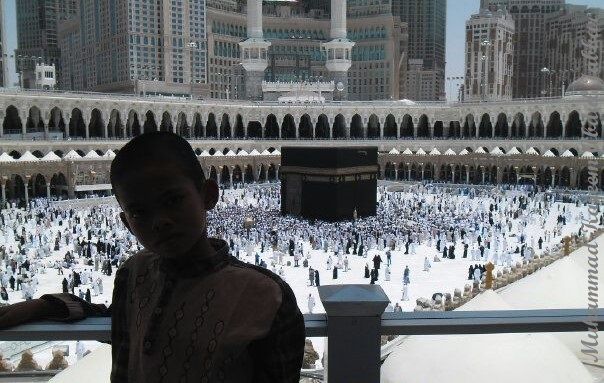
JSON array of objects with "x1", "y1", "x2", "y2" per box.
[{"x1": 158, "y1": 238, "x2": 230, "y2": 278}]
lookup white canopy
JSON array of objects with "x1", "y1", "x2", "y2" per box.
[
  {"x1": 402, "y1": 148, "x2": 413, "y2": 155},
  {"x1": 249, "y1": 149, "x2": 261, "y2": 156},
  {"x1": 0, "y1": 153, "x2": 15, "y2": 162},
  {"x1": 458, "y1": 149, "x2": 469, "y2": 155},
  {"x1": 507, "y1": 147, "x2": 521, "y2": 155},
  {"x1": 213, "y1": 151, "x2": 224, "y2": 156},
  {"x1": 103, "y1": 149, "x2": 116, "y2": 159},
  {"x1": 443, "y1": 148, "x2": 456, "y2": 156},
  {"x1": 41, "y1": 151, "x2": 62, "y2": 162},
  {"x1": 581, "y1": 151, "x2": 595, "y2": 158},
  {"x1": 429, "y1": 148, "x2": 441, "y2": 156},
  {"x1": 415, "y1": 148, "x2": 426, "y2": 156},
  {"x1": 199, "y1": 150, "x2": 210, "y2": 157},
  {"x1": 272, "y1": 149, "x2": 281, "y2": 156},
  {"x1": 395, "y1": 99, "x2": 417, "y2": 105},
  {"x1": 83, "y1": 150, "x2": 100, "y2": 159},
  {"x1": 526, "y1": 147, "x2": 539, "y2": 155},
  {"x1": 543, "y1": 150, "x2": 556, "y2": 157},
  {"x1": 63, "y1": 150, "x2": 81, "y2": 160},
  {"x1": 389, "y1": 148, "x2": 400, "y2": 155},
  {"x1": 18, "y1": 151, "x2": 39, "y2": 162},
  {"x1": 237, "y1": 150, "x2": 249, "y2": 156},
  {"x1": 561, "y1": 149, "x2": 575, "y2": 157},
  {"x1": 490, "y1": 147, "x2": 504, "y2": 156},
  {"x1": 475, "y1": 147, "x2": 486, "y2": 154},
  {"x1": 225, "y1": 150, "x2": 237, "y2": 156},
  {"x1": 261, "y1": 149, "x2": 271, "y2": 155}
]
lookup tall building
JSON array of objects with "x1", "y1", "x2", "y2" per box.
[
  {"x1": 15, "y1": 0, "x2": 77, "y2": 89},
  {"x1": 0, "y1": 0, "x2": 6, "y2": 87},
  {"x1": 59, "y1": 0, "x2": 208, "y2": 97},
  {"x1": 480, "y1": 0, "x2": 565, "y2": 99},
  {"x1": 207, "y1": 0, "x2": 408, "y2": 101},
  {"x1": 393, "y1": 0, "x2": 446, "y2": 101},
  {"x1": 464, "y1": 7, "x2": 514, "y2": 101},
  {"x1": 544, "y1": 5, "x2": 604, "y2": 97}
]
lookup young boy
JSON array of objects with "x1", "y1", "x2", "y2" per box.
[{"x1": 0, "y1": 132, "x2": 306, "y2": 382}]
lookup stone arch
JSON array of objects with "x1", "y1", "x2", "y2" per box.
[
  {"x1": 89, "y1": 108, "x2": 105, "y2": 138},
  {"x1": 31, "y1": 150, "x2": 44, "y2": 158},
  {"x1": 209, "y1": 166, "x2": 218, "y2": 182},
  {"x1": 69, "y1": 108, "x2": 86, "y2": 138},
  {"x1": 127, "y1": 110, "x2": 142, "y2": 137},
  {"x1": 220, "y1": 113, "x2": 232, "y2": 138},
  {"x1": 299, "y1": 114, "x2": 313, "y2": 139},
  {"x1": 350, "y1": 114, "x2": 363, "y2": 138},
  {"x1": 400, "y1": 114, "x2": 413, "y2": 137},
  {"x1": 315, "y1": 114, "x2": 330, "y2": 139},
  {"x1": 267, "y1": 164, "x2": 277, "y2": 180},
  {"x1": 175, "y1": 112, "x2": 189, "y2": 137},
  {"x1": 193, "y1": 113, "x2": 204, "y2": 137},
  {"x1": 367, "y1": 114, "x2": 380, "y2": 138},
  {"x1": 448, "y1": 121, "x2": 461, "y2": 138},
  {"x1": 417, "y1": 115, "x2": 429, "y2": 137},
  {"x1": 232, "y1": 165, "x2": 243, "y2": 185},
  {"x1": 258, "y1": 164, "x2": 267, "y2": 182},
  {"x1": 234, "y1": 114, "x2": 245, "y2": 138},
  {"x1": 206, "y1": 113, "x2": 218, "y2": 138},
  {"x1": 511, "y1": 113, "x2": 525, "y2": 138},
  {"x1": 478, "y1": 113, "x2": 492, "y2": 138},
  {"x1": 528, "y1": 112, "x2": 543, "y2": 138},
  {"x1": 463, "y1": 114, "x2": 476, "y2": 137},
  {"x1": 159, "y1": 111, "x2": 173, "y2": 132},
  {"x1": 559, "y1": 167, "x2": 571, "y2": 187},
  {"x1": 565, "y1": 111, "x2": 581, "y2": 138},
  {"x1": 494, "y1": 113, "x2": 508, "y2": 137},
  {"x1": 50, "y1": 173, "x2": 68, "y2": 198},
  {"x1": 433, "y1": 121, "x2": 444, "y2": 138},
  {"x1": 578, "y1": 167, "x2": 590, "y2": 190},
  {"x1": 31, "y1": 174, "x2": 47, "y2": 198},
  {"x1": 384, "y1": 114, "x2": 397, "y2": 138},
  {"x1": 143, "y1": 110, "x2": 158, "y2": 134},
  {"x1": 384, "y1": 162, "x2": 396, "y2": 180},
  {"x1": 547, "y1": 111, "x2": 562, "y2": 138},
  {"x1": 47, "y1": 107, "x2": 65, "y2": 137},
  {"x1": 26, "y1": 106, "x2": 44, "y2": 134},
  {"x1": 333, "y1": 114, "x2": 346, "y2": 139},
  {"x1": 247, "y1": 121, "x2": 262, "y2": 138},
  {"x1": 2, "y1": 105, "x2": 22, "y2": 135},
  {"x1": 244, "y1": 164, "x2": 254, "y2": 183},
  {"x1": 5, "y1": 174, "x2": 26, "y2": 205},
  {"x1": 265, "y1": 114, "x2": 279, "y2": 138},
  {"x1": 282, "y1": 114, "x2": 296, "y2": 139},
  {"x1": 108, "y1": 109, "x2": 124, "y2": 138}
]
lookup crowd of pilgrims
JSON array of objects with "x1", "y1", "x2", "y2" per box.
[
  {"x1": 0, "y1": 199, "x2": 142, "y2": 304},
  {"x1": 0, "y1": 182, "x2": 600, "y2": 309}
]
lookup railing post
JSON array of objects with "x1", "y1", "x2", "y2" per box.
[{"x1": 319, "y1": 284, "x2": 389, "y2": 383}]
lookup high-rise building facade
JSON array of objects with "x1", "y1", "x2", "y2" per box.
[
  {"x1": 544, "y1": 5, "x2": 604, "y2": 97},
  {"x1": 480, "y1": 0, "x2": 565, "y2": 99},
  {"x1": 16, "y1": 0, "x2": 77, "y2": 89},
  {"x1": 58, "y1": 0, "x2": 208, "y2": 96},
  {"x1": 207, "y1": 0, "x2": 408, "y2": 101},
  {"x1": 393, "y1": 0, "x2": 446, "y2": 100},
  {"x1": 464, "y1": 7, "x2": 514, "y2": 101}
]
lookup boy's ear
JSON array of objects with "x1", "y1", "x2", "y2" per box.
[
  {"x1": 202, "y1": 179, "x2": 219, "y2": 210},
  {"x1": 119, "y1": 212, "x2": 134, "y2": 234}
]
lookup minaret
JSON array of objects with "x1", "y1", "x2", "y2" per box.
[
  {"x1": 239, "y1": 0, "x2": 271, "y2": 100},
  {"x1": 322, "y1": 0, "x2": 355, "y2": 100}
]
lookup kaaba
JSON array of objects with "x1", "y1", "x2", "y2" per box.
[{"x1": 280, "y1": 147, "x2": 378, "y2": 221}]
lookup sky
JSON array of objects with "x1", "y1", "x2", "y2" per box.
[{"x1": 2, "y1": 0, "x2": 603, "y2": 92}]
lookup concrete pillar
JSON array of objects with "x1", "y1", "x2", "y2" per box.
[
  {"x1": 481, "y1": 168, "x2": 486, "y2": 184},
  {"x1": 394, "y1": 168, "x2": 398, "y2": 181},
  {"x1": 46, "y1": 183, "x2": 51, "y2": 199},
  {"x1": 466, "y1": 168, "x2": 470, "y2": 184},
  {"x1": 276, "y1": 166, "x2": 280, "y2": 180},
  {"x1": 490, "y1": 117, "x2": 496, "y2": 137},
  {"x1": 421, "y1": 167, "x2": 425, "y2": 181},
  {"x1": 542, "y1": 118, "x2": 549, "y2": 138},
  {"x1": 451, "y1": 165, "x2": 455, "y2": 183},
  {"x1": 230, "y1": 172, "x2": 233, "y2": 186},
  {"x1": 0, "y1": 180, "x2": 5, "y2": 205},
  {"x1": 413, "y1": 119, "x2": 419, "y2": 137},
  {"x1": 84, "y1": 118, "x2": 90, "y2": 139},
  {"x1": 24, "y1": 175, "x2": 30, "y2": 209},
  {"x1": 318, "y1": 284, "x2": 389, "y2": 383},
  {"x1": 407, "y1": 167, "x2": 411, "y2": 181},
  {"x1": 550, "y1": 167, "x2": 556, "y2": 188}
]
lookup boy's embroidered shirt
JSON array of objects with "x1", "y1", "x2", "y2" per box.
[{"x1": 41, "y1": 238, "x2": 306, "y2": 382}]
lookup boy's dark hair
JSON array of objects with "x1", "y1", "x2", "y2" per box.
[{"x1": 110, "y1": 131, "x2": 205, "y2": 197}]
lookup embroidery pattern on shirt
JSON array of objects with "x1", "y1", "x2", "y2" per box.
[
  {"x1": 158, "y1": 300, "x2": 186, "y2": 379},
  {"x1": 179, "y1": 289, "x2": 215, "y2": 382},
  {"x1": 199, "y1": 320, "x2": 225, "y2": 383}
]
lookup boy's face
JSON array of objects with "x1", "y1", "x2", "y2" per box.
[{"x1": 115, "y1": 161, "x2": 218, "y2": 258}]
